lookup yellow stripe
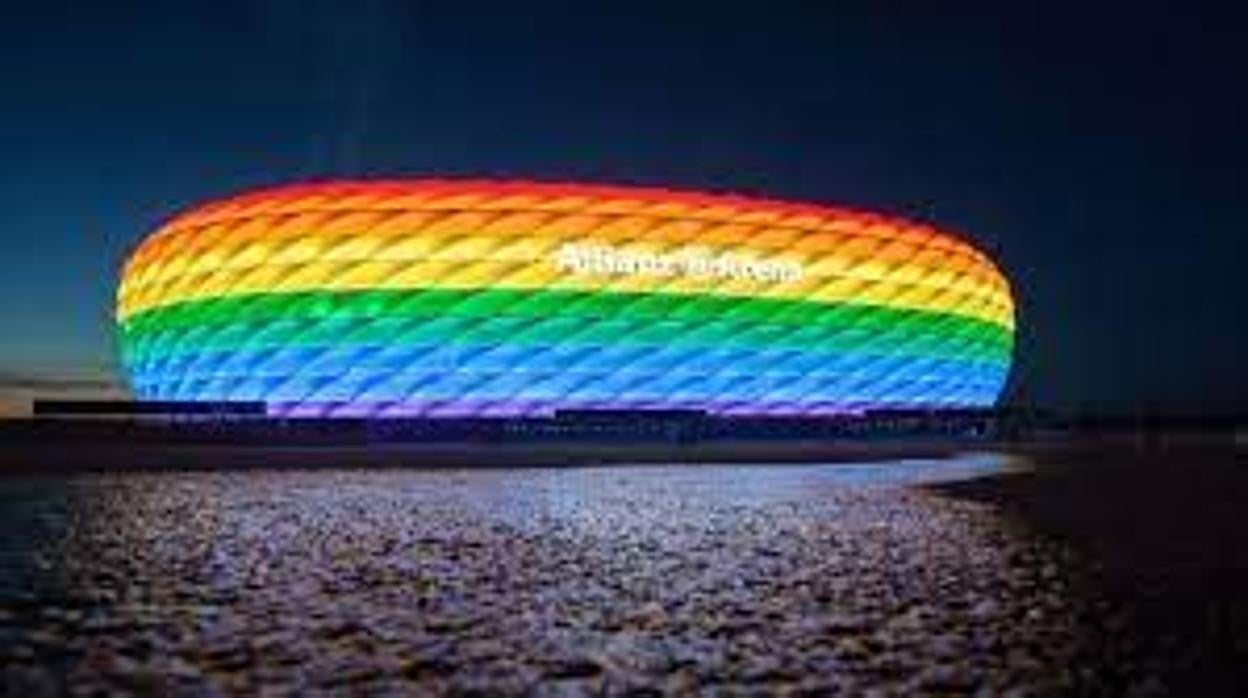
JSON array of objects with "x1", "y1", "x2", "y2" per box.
[{"x1": 120, "y1": 254, "x2": 1013, "y2": 326}]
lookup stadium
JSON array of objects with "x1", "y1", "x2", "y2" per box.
[{"x1": 116, "y1": 180, "x2": 1015, "y2": 418}]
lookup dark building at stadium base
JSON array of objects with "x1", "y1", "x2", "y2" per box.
[
  {"x1": 27, "y1": 399, "x2": 1017, "y2": 445},
  {"x1": 24, "y1": 402, "x2": 1246, "y2": 455}
]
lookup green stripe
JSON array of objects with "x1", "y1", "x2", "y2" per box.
[{"x1": 120, "y1": 288, "x2": 1013, "y2": 364}]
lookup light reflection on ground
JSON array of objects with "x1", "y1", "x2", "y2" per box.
[{"x1": 1, "y1": 453, "x2": 1133, "y2": 695}]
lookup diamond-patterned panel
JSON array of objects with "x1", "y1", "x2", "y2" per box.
[{"x1": 117, "y1": 180, "x2": 1015, "y2": 417}]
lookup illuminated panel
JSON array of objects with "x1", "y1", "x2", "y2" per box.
[{"x1": 116, "y1": 180, "x2": 1015, "y2": 417}]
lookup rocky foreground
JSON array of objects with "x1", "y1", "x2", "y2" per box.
[{"x1": 1, "y1": 456, "x2": 1157, "y2": 695}]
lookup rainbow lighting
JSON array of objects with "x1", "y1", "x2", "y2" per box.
[{"x1": 116, "y1": 180, "x2": 1016, "y2": 417}]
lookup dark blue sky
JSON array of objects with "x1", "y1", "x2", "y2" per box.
[{"x1": 0, "y1": 1, "x2": 1243, "y2": 410}]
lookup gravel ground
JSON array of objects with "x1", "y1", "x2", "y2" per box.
[{"x1": 1, "y1": 454, "x2": 1152, "y2": 695}]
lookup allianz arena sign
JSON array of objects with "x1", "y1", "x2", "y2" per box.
[{"x1": 555, "y1": 241, "x2": 804, "y2": 283}]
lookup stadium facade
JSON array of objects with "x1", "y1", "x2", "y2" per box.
[{"x1": 116, "y1": 180, "x2": 1015, "y2": 418}]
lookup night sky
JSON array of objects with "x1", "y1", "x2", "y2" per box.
[{"x1": 0, "y1": 1, "x2": 1243, "y2": 411}]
